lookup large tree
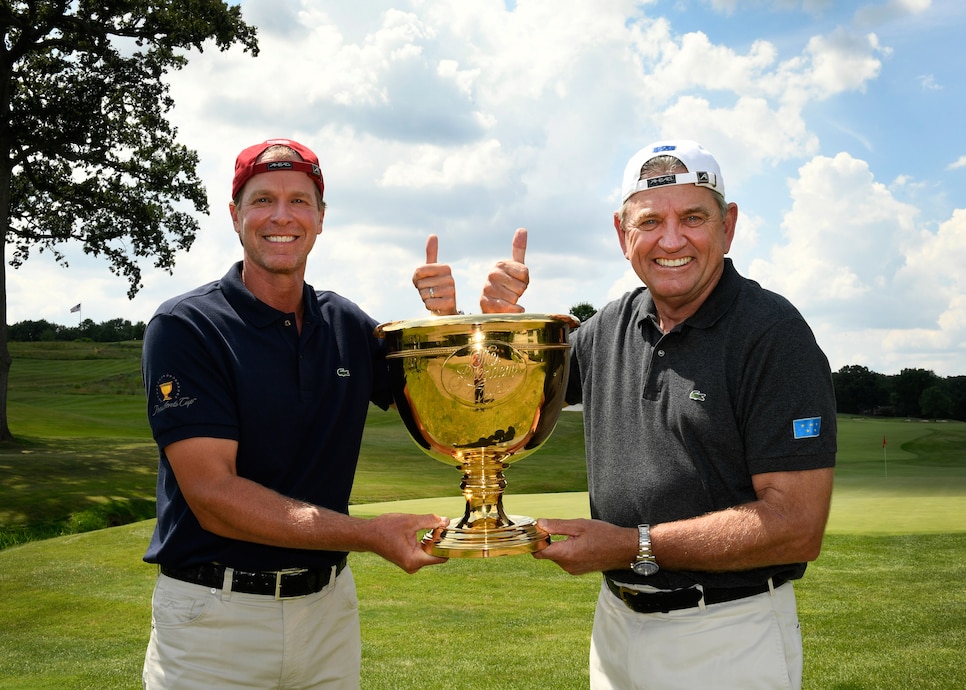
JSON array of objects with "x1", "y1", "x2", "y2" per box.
[{"x1": 0, "y1": 1, "x2": 258, "y2": 441}]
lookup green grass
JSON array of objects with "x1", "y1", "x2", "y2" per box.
[
  {"x1": 800, "y1": 533, "x2": 966, "y2": 690},
  {"x1": 1, "y1": 342, "x2": 157, "y2": 548},
  {"x1": 1, "y1": 518, "x2": 963, "y2": 689},
  {"x1": 1, "y1": 341, "x2": 965, "y2": 689}
]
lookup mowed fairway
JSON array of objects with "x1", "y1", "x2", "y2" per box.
[{"x1": 0, "y1": 342, "x2": 964, "y2": 688}]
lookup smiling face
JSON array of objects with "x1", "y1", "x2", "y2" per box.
[
  {"x1": 229, "y1": 162, "x2": 325, "y2": 286},
  {"x1": 615, "y1": 182, "x2": 737, "y2": 329}
]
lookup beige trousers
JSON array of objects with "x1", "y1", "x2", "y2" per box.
[
  {"x1": 143, "y1": 566, "x2": 360, "y2": 689},
  {"x1": 589, "y1": 579, "x2": 803, "y2": 690}
]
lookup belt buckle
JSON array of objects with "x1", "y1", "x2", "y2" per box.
[
  {"x1": 617, "y1": 585, "x2": 641, "y2": 606},
  {"x1": 274, "y1": 568, "x2": 308, "y2": 600}
]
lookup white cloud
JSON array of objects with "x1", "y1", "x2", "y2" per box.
[
  {"x1": 854, "y1": 0, "x2": 932, "y2": 28},
  {"x1": 378, "y1": 139, "x2": 513, "y2": 190},
  {"x1": 918, "y1": 73, "x2": 942, "y2": 91},
  {"x1": 7, "y1": 1, "x2": 965, "y2": 377},
  {"x1": 750, "y1": 153, "x2": 916, "y2": 318},
  {"x1": 749, "y1": 153, "x2": 966, "y2": 374},
  {"x1": 771, "y1": 29, "x2": 887, "y2": 106},
  {"x1": 706, "y1": 0, "x2": 833, "y2": 14}
]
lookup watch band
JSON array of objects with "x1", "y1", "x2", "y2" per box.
[
  {"x1": 631, "y1": 524, "x2": 659, "y2": 576},
  {"x1": 638, "y1": 524, "x2": 653, "y2": 559}
]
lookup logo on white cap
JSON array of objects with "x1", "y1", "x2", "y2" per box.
[{"x1": 620, "y1": 140, "x2": 725, "y2": 203}]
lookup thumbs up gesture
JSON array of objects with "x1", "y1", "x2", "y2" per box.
[
  {"x1": 480, "y1": 228, "x2": 529, "y2": 314},
  {"x1": 411, "y1": 234, "x2": 458, "y2": 315}
]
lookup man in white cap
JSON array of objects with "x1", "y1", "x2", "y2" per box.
[{"x1": 420, "y1": 140, "x2": 837, "y2": 689}]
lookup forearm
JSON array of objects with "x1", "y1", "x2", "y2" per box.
[
  {"x1": 184, "y1": 472, "x2": 445, "y2": 573},
  {"x1": 650, "y1": 467, "x2": 833, "y2": 572},
  {"x1": 538, "y1": 468, "x2": 833, "y2": 576},
  {"x1": 652, "y1": 501, "x2": 825, "y2": 573},
  {"x1": 187, "y1": 473, "x2": 371, "y2": 552}
]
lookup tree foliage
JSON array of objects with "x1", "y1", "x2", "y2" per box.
[
  {"x1": 920, "y1": 385, "x2": 953, "y2": 420},
  {"x1": 0, "y1": 0, "x2": 259, "y2": 442},
  {"x1": 569, "y1": 302, "x2": 597, "y2": 323},
  {"x1": 8, "y1": 317, "x2": 145, "y2": 342},
  {"x1": 893, "y1": 368, "x2": 942, "y2": 418},
  {"x1": 831, "y1": 364, "x2": 888, "y2": 415},
  {"x1": 833, "y1": 365, "x2": 966, "y2": 421}
]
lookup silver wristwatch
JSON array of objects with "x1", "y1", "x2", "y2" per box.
[{"x1": 631, "y1": 524, "x2": 659, "y2": 576}]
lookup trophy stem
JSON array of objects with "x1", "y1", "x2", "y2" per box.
[
  {"x1": 455, "y1": 451, "x2": 511, "y2": 530},
  {"x1": 421, "y1": 450, "x2": 550, "y2": 558}
]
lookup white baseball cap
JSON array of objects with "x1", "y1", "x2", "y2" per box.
[{"x1": 620, "y1": 140, "x2": 724, "y2": 203}]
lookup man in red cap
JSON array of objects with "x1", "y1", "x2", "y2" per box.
[{"x1": 141, "y1": 139, "x2": 448, "y2": 688}]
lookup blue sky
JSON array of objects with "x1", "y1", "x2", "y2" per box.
[{"x1": 11, "y1": 0, "x2": 966, "y2": 376}]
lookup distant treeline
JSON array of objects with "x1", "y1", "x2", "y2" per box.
[
  {"x1": 8, "y1": 318, "x2": 146, "y2": 343},
  {"x1": 832, "y1": 365, "x2": 966, "y2": 422},
  {"x1": 6, "y1": 319, "x2": 966, "y2": 422}
]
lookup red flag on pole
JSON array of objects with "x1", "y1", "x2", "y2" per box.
[{"x1": 882, "y1": 436, "x2": 887, "y2": 448}]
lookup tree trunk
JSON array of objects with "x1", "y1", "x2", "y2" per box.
[
  {"x1": 0, "y1": 322, "x2": 11, "y2": 443},
  {"x1": 0, "y1": 128, "x2": 15, "y2": 442}
]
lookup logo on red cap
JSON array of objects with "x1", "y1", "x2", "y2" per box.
[{"x1": 232, "y1": 139, "x2": 325, "y2": 200}]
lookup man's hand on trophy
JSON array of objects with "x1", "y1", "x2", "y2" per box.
[
  {"x1": 412, "y1": 234, "x2": 459, "y2": 315},
  {"x1": 480, "y1": 227, "x2": 529, "y2": 314},
  {"x1": 366, "y1": 512, "x2": 451, "y2": 573}
]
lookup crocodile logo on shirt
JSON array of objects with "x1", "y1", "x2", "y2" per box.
[{"x1": 689, "y1": 390, "x2": 707, "y2": 402}]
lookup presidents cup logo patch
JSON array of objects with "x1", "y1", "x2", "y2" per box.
[{"x1": 152, "y1": 374, "x2": 198, "y2": 416}]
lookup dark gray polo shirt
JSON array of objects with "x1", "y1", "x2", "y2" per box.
[{"x1": 567, "y1": 259, "x2": 837, "y2": 589}]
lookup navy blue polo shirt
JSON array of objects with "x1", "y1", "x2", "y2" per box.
[
  {"x1": 142, "y1": 262, "x2": 393, "y2": 571},
  {"x1": 567, "y1": 259, "x2": 837, "y2": 589}
]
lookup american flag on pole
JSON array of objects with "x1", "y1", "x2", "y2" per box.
[{"x1": 70, "y1": 303, "x2": 81, "y2": 313}]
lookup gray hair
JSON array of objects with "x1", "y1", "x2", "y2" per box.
[{"x1": 617, "y1": 155, "x2": 727, "y2": 227}]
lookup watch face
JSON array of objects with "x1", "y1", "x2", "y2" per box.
[{"x1": 633, "y1": 560, "x2": 659, "y2": 576}]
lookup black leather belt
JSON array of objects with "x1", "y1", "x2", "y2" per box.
[
  {"x1": 160, "y1": 558, "x2": 347, "y2": 599},
  {"x1": 605, "y1": 575, "x2": 785, "y2": 614}
]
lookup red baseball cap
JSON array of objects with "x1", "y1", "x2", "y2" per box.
[{"x1": 232, "y1": 138, "x2": 325, "y2": 199}]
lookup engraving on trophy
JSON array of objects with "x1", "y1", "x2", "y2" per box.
[{"x1": 444, "y1": 340, "x2": 527, "y2": 407}]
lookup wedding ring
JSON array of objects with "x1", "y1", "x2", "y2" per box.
[{"x1": 429, "y1": 287, "x2": 435, "y2": 298}]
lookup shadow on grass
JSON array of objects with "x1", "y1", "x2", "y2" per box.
[{"x1": 0, "y1": 436, "x2": 158, "y2": 549}]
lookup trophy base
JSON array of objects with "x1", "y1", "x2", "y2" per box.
[{"x1": 422, "y1": 515, "x2": 551, "y2": 558}]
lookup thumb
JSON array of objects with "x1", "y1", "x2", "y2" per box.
[
  {"x1": 511, "y1": 228, "x2": 527, "y2": 264},
  {"x1": 425, "y1": 234, "x2": 439, "y2": 264},
  {"x1": 537, "y1": 518, "x2": 567, "y2": 536}
]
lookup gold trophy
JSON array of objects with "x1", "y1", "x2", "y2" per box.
[{"x1": 376, "y1": 313, "x2": 578, "y2": 558}]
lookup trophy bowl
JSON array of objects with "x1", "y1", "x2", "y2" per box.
[{"x1": 376, "y1": 313, "x2": 578, "y2": 558}]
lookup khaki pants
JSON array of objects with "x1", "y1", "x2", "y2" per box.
[
  {"x1": 589, "y1": 579, "x2": 803, "y2": 690},
  {"x1": 143, "y1": 566, "x2": 361, "y2": 689}
]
